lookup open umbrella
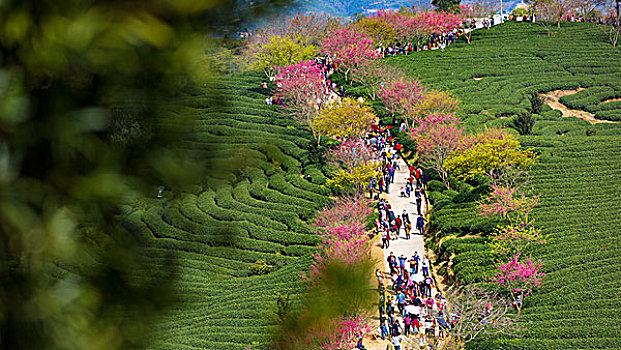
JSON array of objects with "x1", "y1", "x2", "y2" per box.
[{"x1": 405, "y1": 304, "x2": 421, "y2": 315}]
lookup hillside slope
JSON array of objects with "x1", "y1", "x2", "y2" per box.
[
  {"x1": 389, "y1": 22, "x2": 621, "y2": 135},
  {"x1": 432, "y1": 136, "x2": 621, "y2": 349},
  {"x1": 390, "y1": 23, "x2": 621, "y2": 349},
  {"x1": 118, "y1": 74, "x2": 327, "y2": 350}
]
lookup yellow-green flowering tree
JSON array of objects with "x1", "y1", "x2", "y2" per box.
[
  {"x1": 311, "y1": 98, "x2": 376, "y2": 142},
  {"x1": 445, "y1": 128, "x2": 537, "y2": 182},
  {"x1": 416, "y1": 89, "x2": 460, "y2": 117},
  {"x1": 254, "y1": 35, "x2": 317, "y2": 78},
  {"x1": 488, "y1": 224, "x2": 550, "y2": 258},
  {"x1": 326, "y1": 163, "x2": 380, "y2": 195}
]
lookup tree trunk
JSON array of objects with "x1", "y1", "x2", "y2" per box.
[
  {"x1": 516, "y1": 291, "x2": 524, "y2": 315},
  {"x1": 439, "y1": 168, "x2": 451, "y2": 190},
  {"x1": 310, "y1": 125, "x2": 321, "y2": 147}
]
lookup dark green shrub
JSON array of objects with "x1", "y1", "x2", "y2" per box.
[
  {"x1": 457, "y1": 182, "x2": 474, "y2": 193},
  {"x1": 471, "y1": 184, "x2": 489, "y2": 197},
  {"x1": 452, "y1": 191, "x2": 476, "y2": 204},
  {"x1": 428, "y1": 191, "x2": 448, "y2": 204},
  {"x1": 529, "y1": 90, "x2": 544, "y2": 114},
  {"x1": 512, "y1": 112, "x2": 536, "y2": 135},
  {"x1": 395, "y1": 131, "x2": 416, "y2": 154},
  {"x1": 448, "y1": 177, "x2": 461, "y2": 190},
  {"x1": 427, "y1": 180, "x2": 444, "y2": 192},
  {"x1": 595, "y1": 110, "x2": 621, "y2": 121},
  {"x1": 444, "y1": 189, "x2": 459, "y2": 199},
  {"x1": 434, "y1": 200, "x2": 453, "y2": 210}
]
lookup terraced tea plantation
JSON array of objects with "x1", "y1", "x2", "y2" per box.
[
  {"x1": 119, "y1": 74, "x2": 328, "y2": 349},
  {"x1": 394, "y1": 23, "x2": 621, "y2": 349},
  {"x1": 389, "y1": 21, "x2": 621, "y2": 135},
  {"x1": 430, "y1": 136, "x2": 621, "y2": 349}
]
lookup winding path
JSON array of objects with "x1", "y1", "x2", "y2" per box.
[
  {"x1": 366, "y1": 149, "x2": 436, "y2": 350},
  {"x1": 539, "y1": 89, "x2": 615, "y2": 125},
  {"x1": 380, "y1": 153, "x2": 430, "y2": 279}
]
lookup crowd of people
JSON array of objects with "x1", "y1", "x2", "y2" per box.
[
  {"x1": 508, "y1": 13, "x2": 620, "y2": 25},
  {"x1": 367, "y1": 137, "x2": 428, "y2": 249},
  {"x1": 374, "y1": 247, "x2": 459, "y2": 350},
  {"x1": 377, "y1": 30, "x2": 464, "y2": 55},
  {"x1": 353, "y1": 116, "x2": 453, "y2": 350}
]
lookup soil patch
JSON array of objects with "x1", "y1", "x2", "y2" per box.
[
  {"x1": 539, "y1": 89, "x2": 615, "y2": 124},
  {"x1": 600, "y1": 98, "x2": 621, "y2": 104}
]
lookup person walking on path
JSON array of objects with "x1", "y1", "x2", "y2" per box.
[
  {"x1": 380, "y1": 316, "x2": 390, "y2": 340},
  {"x1": 416, "y1": 193, "x2": 423, "y2": 216},
  {"x1": 411, "y1": 251, "x2": 420, "y2": 274},
  {"x1": 398, "y1": 254, "x2": 407, "y2": 274},
  {"x1": 389, "y1": 210, "x2": 396, "y2": 223},
  {"x1": 397, "y1": 289, "x2": 405, "y2": 315},
  {"x1": 421, "y1": 257, "x2": 430, "y2": 277},
  {"x1": 382, "y1": 229, "x2": 390, "y2": 249},
  {"x1": 405, "y1": 221, "x2": 411, "y2": 239},
  {"x1": 416, "y1": 214, "x2": 426, "y2": 235},
  {"x1": 424, "y1": 276, "x2": 434, "y2": 298},
  {"x1": 388, "y1": 252, "x2": 398, "y2": 274},
  {"x1": 391, "y1": 333, "x2": 404, "y2": 350},
  {"x1": 404, "y1": 314, "x2": 412, "y2": 336}
]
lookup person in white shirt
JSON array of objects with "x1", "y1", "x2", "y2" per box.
[
  {"x1": 391, "y1": 333, "x2": 403, "y2": 350},
  {"x1": 421, "y1": 257, "x2": 430, "y2": 277}
]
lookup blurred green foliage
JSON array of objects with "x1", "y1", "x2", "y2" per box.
[{"x1": 0, "y1": 0, "x2": 289, "y2": 349}]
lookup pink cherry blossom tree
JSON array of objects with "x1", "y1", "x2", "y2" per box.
[
  {"x1": 318, "y1": 316, "x2": 370, "y2": 350},
  {"x1": 442, "y1": 285, "x2": 518, "y2": 347},
  {"x1": 378, "y1": 79, "x2": 428, "y2": 128},
  {"x1": 322, "y1": 28, "x2": 379, "y2": 80},
  {"x1": 324, "y1": 140, "x2": 375, "y2": 170},
  {"x1": 410, "y1": 114, "x2": 470, "y2": 189},
  {"x1": 305, "y1": 225, "x2": 371, "y2": 282},
  {"x1": 460, "y1": 2, "x2": 495, "y2": 43},
  {"x1": 477, "y1": 184, "x2": 540, "y2": 226},
  {"x1": 274, "y1": 61, "x2": 327, "y2": 141},
  {"x1": 401, "y1": 12, "x2": 463, "y2": 49},
  {"x1": 350, "y1": 61, "x2": 404, "y2": 100},
  {"x1": 314, "y1": 194, "x2": 372, "y2": 230},
  {"x1": 273, "y1": 315, "x2": 370, "y2": 350},
  {"x1": 491, "y1": 255, "x2": 545, "y2": 315}
]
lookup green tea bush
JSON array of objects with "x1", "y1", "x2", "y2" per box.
[
  {"x1": 443, "y1": 189, "x2": 459, "y2": 199},
  {"x1": 388, "y1": 21, "x2": 621, "y2": 136},
  {"x1": 427, "y1": 180, "x2": 444, "y2": 192},
  {"x1": 595, "y1": 110, "x2": 621, "y2": 121},
  {"x1": 121, "y1": 74, "x2": 328, "y2": 350}
]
